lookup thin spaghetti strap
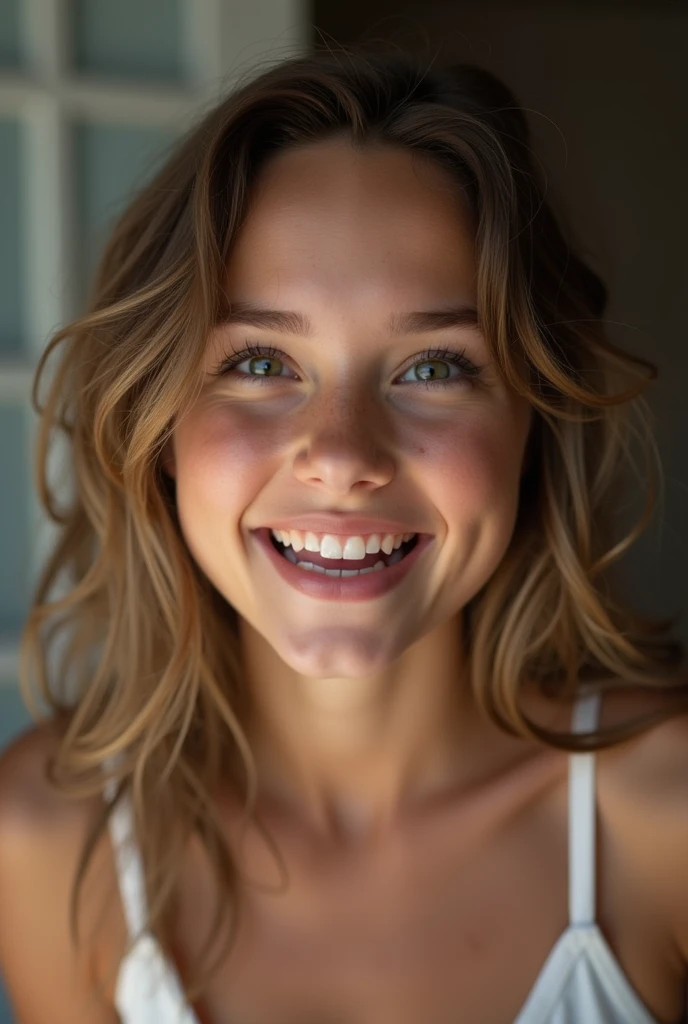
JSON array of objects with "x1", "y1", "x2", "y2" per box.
[
  {"x1": 103, "y1": 757, "x2": 149, "y2": 940},
  {"x1": 568, "y1": 690, "x2": 603, "y2": 927}
]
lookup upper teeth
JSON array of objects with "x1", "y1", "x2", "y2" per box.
[{"x1": 270, "y1": 529, "x2": 416, "y2": 560}]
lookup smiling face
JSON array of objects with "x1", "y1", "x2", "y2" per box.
[{"x1": 162, "y1": 135, "x2": 533, "y2": 682}]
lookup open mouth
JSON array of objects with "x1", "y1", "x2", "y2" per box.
[{"x1": 270, "y1": 532, "x2": 420, "y2": 575}]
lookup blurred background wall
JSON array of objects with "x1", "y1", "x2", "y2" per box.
[{"x1": 0, "y1": 0, "x2": 685, "y2": 1018}]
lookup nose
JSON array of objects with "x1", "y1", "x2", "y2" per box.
[{"x1": 292, "y1": 388, "x2": 395, "y2": 495}]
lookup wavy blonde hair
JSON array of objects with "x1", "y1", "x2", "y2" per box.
[{"x1": 19, "y1": 45, "x2": 688, "y2": 1001}]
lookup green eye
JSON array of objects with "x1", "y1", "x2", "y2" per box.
[{"x1": 213, "y1": 342, "x2": 484, "y2": 390}]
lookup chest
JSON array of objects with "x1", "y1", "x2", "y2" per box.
[
  {"x1": 194, "y1": 842, "x2": 567, "y2": 1023},
  {"x1": 170, "y1": 767, "x2": 677, "y2": 1024}
]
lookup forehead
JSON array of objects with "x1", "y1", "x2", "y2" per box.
[{"x1": 224, "y1": 138, "x2": 477, "y2": 308}]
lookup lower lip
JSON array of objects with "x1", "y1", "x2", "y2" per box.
[{"x1": 252, "y1": 529, "x2": 435, "y2": 602}]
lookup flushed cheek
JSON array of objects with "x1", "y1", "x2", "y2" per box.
[
  {"x1": 416, "y1": 425, "x2": 525, "y2": 602},
  {"x1": 171, "y1": 417, "x2": 272, "y2": 600},
  {"x1": 414, "y1": 422, "x2": 521, "y2": 517},
  {"x1": 174, "y1": 409, "x2": 280, "y2": 516}
]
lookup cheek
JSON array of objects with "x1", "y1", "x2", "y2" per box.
[
  {"x1": 172, "y1": 408, "x2": 279, "y2": 529},
  {"x1": 415, "y1": 418, "x2": 522, "y2": 518},
  {"x1": 416, "y1": 418, "x2": 525, "y2": 597}
]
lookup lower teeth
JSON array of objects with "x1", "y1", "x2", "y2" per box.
[{"x1": 280, "y1": 544, "x2": 408, "y2": 576}]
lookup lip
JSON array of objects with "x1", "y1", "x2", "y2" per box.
[{"x1": 252, "y1": 528, "x2": 435, "y2": 603}]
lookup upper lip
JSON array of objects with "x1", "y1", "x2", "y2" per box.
[{"x1": 254, "y1": 516, "x2": 429, "y2": 537}]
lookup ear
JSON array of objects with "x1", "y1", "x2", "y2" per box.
[{"x1": 160, "y1": 437, "x2": 176, "y2": 480}]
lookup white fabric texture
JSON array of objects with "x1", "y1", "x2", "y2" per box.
[{"x1": 106, "y1": 691, "x2": 668, "y2": 1023}]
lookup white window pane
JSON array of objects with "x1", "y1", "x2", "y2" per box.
[
  {"x1": 72, "y1": 0, "x2": 184, "y2": 82},
  {"x1": 0, "y1": 119, "x2": 26, "y2": 358},
  {"x1": 0, "y1": 682, "x2": 31, "y2": 752},
  {"x1": 0, "y1": 405, "x2": 30, "y2": 638},
  {"x1": 73, "y1": 122, "x2": 177, "y2": 300},
  {"x1": 0, "y1": 0, "x2": 21, "y2": 68}
]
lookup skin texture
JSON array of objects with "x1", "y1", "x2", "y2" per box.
[{"x1": 162, "y1": 136, "x2": 534, "y2": 846}]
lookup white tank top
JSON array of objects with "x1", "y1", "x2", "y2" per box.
[{"x1": 104, "y1": 692, "x2": 674, "y2": 1023}]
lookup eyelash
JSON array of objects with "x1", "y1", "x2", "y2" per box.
[{"x1": 212, "y1": 341, "x2": 484, "y2": 390}]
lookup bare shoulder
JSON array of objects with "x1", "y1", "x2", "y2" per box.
[
  {"x1": 0, "y1": 722, "x2": 79, "y2": 823},
  {"x1": 597, "y1": 687, "x2": 688, "y2": 804},
  {"x1": 596, "y1": 688, "x2": 688, "y2": 968},
  {"x1": 0, "y1": 722, "x2": 105, "y2": 858},
  {"x1": 0, "y1": 723, "x2": 121, "y2": 1023}
]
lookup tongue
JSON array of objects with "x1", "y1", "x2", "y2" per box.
[{"x1": 293, "y1": 547, "x2": 392, "y2": 569}]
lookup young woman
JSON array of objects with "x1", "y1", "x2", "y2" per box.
[{"x1": 0, "y1": 47, "x2": 687, "y2": 1024}]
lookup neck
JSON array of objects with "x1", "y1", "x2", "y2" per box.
[{"x1": 236, "y1": 614, "x2": 487, "y2": 847}]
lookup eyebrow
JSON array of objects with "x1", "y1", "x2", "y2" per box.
[{"x1": 216, "y1": 301, "x2": 480, "y2": 337}]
